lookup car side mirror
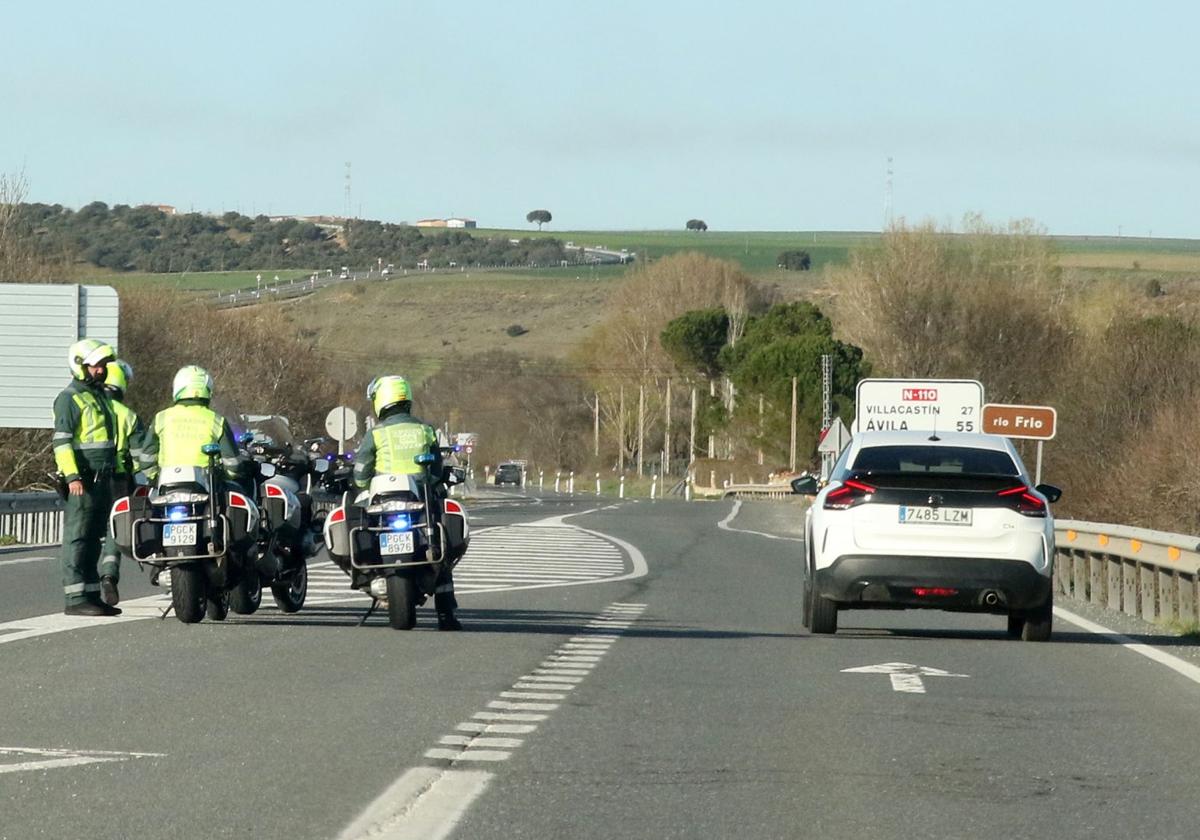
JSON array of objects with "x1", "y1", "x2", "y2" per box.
[
  {"x1": 791, "y1": 475, "x2": 819, "y2": 496},
  {"x1": 1035, "y1": 484, "x2": 1062, "y2": 504}
]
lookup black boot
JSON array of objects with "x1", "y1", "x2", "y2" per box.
[
  {"x1": 64, "y1": 602, "x2": 108, "y2": 617},
  {"x1": 437, "y1": 612, "x2": 463, "y2": 631},
  {"x1": 100, "y1": 576, "x2": 120, "y2": 606}
]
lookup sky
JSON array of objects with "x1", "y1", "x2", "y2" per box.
[{"x1": 2, "y1": 1, "x2": 1197, "y2": 236}]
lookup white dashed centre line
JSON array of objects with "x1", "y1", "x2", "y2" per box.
[{"x1": 338, "y1": 602, "x2": 647, "y2": 840}]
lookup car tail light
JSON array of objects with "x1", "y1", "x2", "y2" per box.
[
  {"x1": 824, "y1": 478, "x2": 876, "y2": 510},
  {"x1": 329, "y1": 507, "x2": 345, "y2": 524},
  {"x1": 112, "y1": 497, "x2": 130, "y2": 515},
  {"x1": 997, "y1": 484, "x2": 1046, "y2": 517},
  {"x1": 913, "y1": 587, "x2": 958, "y2": 597}
]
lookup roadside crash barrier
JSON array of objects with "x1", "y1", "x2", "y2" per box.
[
  {"x1": 0, "y1": 492, "x2": 63, "y2": 547},
  {"x1": 1054, "y1": 519, "x2": 1200, "y2": 626},
  {"x1": 721, "y1": 483, "x2": 796, "y2": 501}
]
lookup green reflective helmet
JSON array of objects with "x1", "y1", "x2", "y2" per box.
[
  {"x1": 105, "y1": 359, "x2": 133, "y2": 396},
  {"x1": 172, "y1": 365, "x2": 213, "y2": 402},
  {"x1": 68, "y1": 339, "x2": 116, "y2": 381},
  {"x1": 371, "y1": 375, "x2": 412, "y2": 416}
]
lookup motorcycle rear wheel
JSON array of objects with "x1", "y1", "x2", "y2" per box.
[
  {"x1": 230, "y1": 571, "x2": 262, "y2": 615},
  {"x1": 386, "y1": 574, "x2": 417, "y2": 630},
  {"x1": 271, "y1": 561, "x2": 308, "y2": 613},
  {"x1": 172, "y1": 565, "x2": 206, "y2": 624}
]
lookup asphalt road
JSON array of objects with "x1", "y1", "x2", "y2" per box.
[{"x1": 2, "y1": 493, "x2": 1199, "y2": 840}]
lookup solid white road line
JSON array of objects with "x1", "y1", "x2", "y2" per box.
[
  {"x1": 0, "y1": 555, "x2": 55, "y2": 567},
  {"x1": 718, "y1": 499, "x2": 806, "y2": 542},
  {"x1": 337, "y1": 767, "x2": 492, "y2": 840},
  {"x1": 1055, "y1": 606, "x2": 1200, "y2": 687}
]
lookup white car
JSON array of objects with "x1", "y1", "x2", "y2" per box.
[{"x1": 792, "y1": 430, "x2": 1061, "y2": 641}]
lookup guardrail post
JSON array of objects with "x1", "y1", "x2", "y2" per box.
[
  {"x1": 538, "y1": 470, "x2": 544, "y2": 491},
  {"x1": 1123, "y1": 558, "x2": 1140, "y2": 617},
  {"x1": 1181, "y1": 574, "x2": 1198, "y2": 624},
  {"x1": 650, "y1": 474, "x2": 657, "y2": 501},
  {"x1": 595, "y1": 473, "x2": 601, "y2": 496},
  {"x1": 568, "y1": 471, "x2": 575, "y2": 495},
  {"x1": 685, "y1": 476, "x2": 692, "y2": 502},
  {"x1": 619, "y1": 475, "x2": 625, "y2": 499},
  {"x1": 1106, "y1": 556, "x2": 1122, "y2": 612}
]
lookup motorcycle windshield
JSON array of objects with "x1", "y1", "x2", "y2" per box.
[{"x1": 240, "y1": 414, "x2": 295, "y2": 450}]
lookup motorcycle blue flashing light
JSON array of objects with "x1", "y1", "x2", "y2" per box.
[
  {"x1": 344, "y1": 452, "x2": 353, "y2": 460},
  {"x1": 167, "y1": 505, "x2": 189, "y2": 522},
  {"x1": 387, "y1": 514, "x2": 411, "y2": 531},
  {"x1": 414, "y1": 452, "x2": 436, "y2": 465},
  {"x1": 325, "y1": 453, "x2": 335, "y2": 461}
]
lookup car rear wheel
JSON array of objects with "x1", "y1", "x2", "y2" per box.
[
  {"x1": 810, "y1": 593, "x2": 838, "y2": 635},
  {"x1": 1021, "y1": 598, "x2": 1053, "y2": 642}
]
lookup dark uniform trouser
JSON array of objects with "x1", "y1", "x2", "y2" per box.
[
  {"x1": 434, "y1": 564, "x2": 457, "y2": 613},
  {"x1": 98, "y1": 474, "x2": 132, "y2": 584},
  {"x1": 61, "y1": 476, "x2": 114, "y2": 606}
]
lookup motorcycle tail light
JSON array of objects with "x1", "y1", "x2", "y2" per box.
[
  {"x1": 329, "y1": 508, "x2": 345, "y2": 524},
  {"x1": 112, "y1": 497, "x2": 130, "y2": 515},
  {"x1": 265, "y1": 484, "x2": 285, "y2": 498},
  {"x1": 444, "y1": 500, "x2": 464, "y2": 515},
  {"x1": 228, "y1": 492, "x2": 251, "y2": 510}
]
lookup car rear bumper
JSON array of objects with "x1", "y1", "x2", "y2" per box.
[{"x1": 814, "y1": 554, "x2": 1051, "y2": 612}]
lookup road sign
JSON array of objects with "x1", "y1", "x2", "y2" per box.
[
  {"x1": 817, "y1": 417, "x2": 850, "y2": 455},
  {"x1": 0, "y1": 284, "x2": 119, "y2": 429},
  {"x1": 854, "y1": 378, "x2": 984, "y2": 434},
  {"x1": 982, "y1": 403, "x2": 1057, "y2": 440},
  {"x1": 324, "y1": 406, "x2": 359, "y2": 442}
]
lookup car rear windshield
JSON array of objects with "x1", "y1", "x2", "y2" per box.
[{"x1": 850, "y1": 445, "x2": 1019, "y2": 477}]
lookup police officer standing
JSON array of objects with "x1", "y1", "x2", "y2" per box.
[
  {"x1": 96, "y1": 359, "x2": 148, "y2": 607},
  {"x1": 354, "y1": 376, "x2": 462, "y2": 630},
  {"x1": 53, "y1": 339, "x2": 121, "y2": 616}
]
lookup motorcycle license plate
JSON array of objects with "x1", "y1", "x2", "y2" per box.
[
  {"x1": 162, "y1": 523, "x2": 198, "y2": 546},
  {"x1": 380, "y1": 531, "x2": 414, "y2": 555}
]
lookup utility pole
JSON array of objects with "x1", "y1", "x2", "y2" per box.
[
  {"x1": 789, "y1": 376, "x2": 798, "y2": 472},
  {"x1": 758, "y1": 394, "x2": 764, "y2": 466},
  {"x1": 593, "y1": 391, "x2": 600, "y2": 458},
  {"x1": 663, "y1": 379, "x2": 672, "y2": 477},
  {"x1": 689, "y1": 385, "x2": 697, "y2": 465},
  {"x1": 618, "y1": 385, "x2": 625, "y2": 473},
  {"x1": 637, "y1": 383, "x2": 645, "y2": 476}
]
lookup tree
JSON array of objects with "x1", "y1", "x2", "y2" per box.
[
  {"x1": 526, "y1": 209, "x2": 552, "y2": 230},
  {"x1": 661, "y1": 308, "x2": 730, "y2": 379},
  {"x1": 777, "y1": 249, "x2": 812, "y2": 271},
  {"x1": 686, "y1": 219, "x2": 708, "y2": 232}
]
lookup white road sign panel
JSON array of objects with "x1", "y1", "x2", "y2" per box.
[
  {"x1": 325, "y1": 406, "x2": 359, "y2": 442},
  {"x1": 854, "y1": 378, "x2": 984, "y2": 434}
]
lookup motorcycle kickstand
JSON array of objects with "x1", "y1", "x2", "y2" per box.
[
  {"x1": 158, "y1": 602, "x2": 175, "y2": 621},
  {"x1": 358, "y1": 598, "x2": 379, "y2": 627}
]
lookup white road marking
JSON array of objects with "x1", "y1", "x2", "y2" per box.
[
  {"x1": 521, "y1": 674, "x2": 583, "y2": 683},
  {"x1": 718, "y1": 499, "x2": 806, "y2": 542},
  {"x1": 0, "y1": 596, "x2": 167, "y2": 646},
  {"x1": 842, "y1": 662, "x2": 969, "y2": 694},
  {"x1": 336, "y1": 766, "x2": 491, "y2": 840},
  {"x1": 0, "y1": 555, "x2": 55, "y2": 567},
  {"x1": 0, "y1": 746, "x2": 164, "y2": 775},
  {"x1": 1055, "y1": 606, "x2": 1200, "y2": 687},
  {"x1": 341, "y1": 603, "x2": 648, "y2": 840}
]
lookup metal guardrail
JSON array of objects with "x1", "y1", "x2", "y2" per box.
[
  {"x1": 722, "y1": 483, "x2": 795, "y2": 500},
  {"x1": 1054, "y1": 519, "x2": 1199, "y2": 626},
  {"x1": 0, "y1": 492, "x2": 63, "y2": 547}
]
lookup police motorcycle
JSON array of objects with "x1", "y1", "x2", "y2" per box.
[
  {"x1": 109, "y1": 443, "x2": 260, "y2": 624},
  {"x1": 238, "y1": 416, "x2": 327, "y2": 614},
  {"x1": 324, "y1": 447, "x2": 469, "y2": 630}
]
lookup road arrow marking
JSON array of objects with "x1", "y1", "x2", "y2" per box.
[
  {"x1": 0, "y1": 746, "x2": 164, "y2": 775},
  {"x1": 841, "y1": 662, "x2": 969, "y2": 694}
]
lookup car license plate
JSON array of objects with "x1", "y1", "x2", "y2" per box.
[
  {"x1": 162, "y1": 523, "x2": 198, "y2": 546},
  {"x1": 380, "y1": 531, "x2": 414, "y2": 555},
  {"x1": 898, "y1": 506, "x2": 972, "y2": 526}
]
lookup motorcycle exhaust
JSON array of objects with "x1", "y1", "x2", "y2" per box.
[{"x1": 981, "y1": 590, "x2": 1001, "y2": 607}]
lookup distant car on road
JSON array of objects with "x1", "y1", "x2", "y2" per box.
[
  {"x1": 494, "y1": 463, "x2": 523, "y2": 486},
  {"x1": 792, "y1": 430, "x2": 1061, "y2": 640}
]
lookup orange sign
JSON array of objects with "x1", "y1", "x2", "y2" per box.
[{"x1": 981, "y1": 404, "x2": 1057, "y2": 440}]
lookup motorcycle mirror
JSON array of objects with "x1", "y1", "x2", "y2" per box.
[
  {"x1": 313, "y1": 459, "x2": 330, "y2": 474},
  {"x1": 201, "y1": 443, "x2": 221, "y2": 456},
  {"x1": 134, "y1": 472, "x2": 150, "y2": 486},
  {"x1": 259, "y1": 463, "x2": 277, "y2": 478}
]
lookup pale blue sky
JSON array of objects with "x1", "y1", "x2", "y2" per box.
[{"x1": 3, "y1": 1, "x2": 1196, "y2": 235}]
